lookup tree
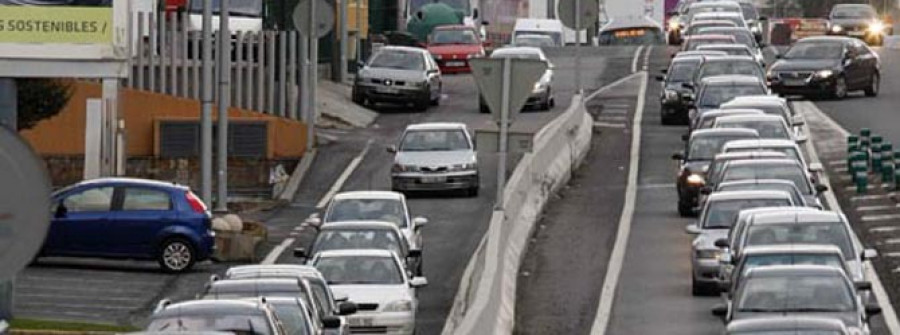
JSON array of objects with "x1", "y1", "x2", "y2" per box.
[{"x1": 16, "y1": 79, "x2": 73, "y2": 131}]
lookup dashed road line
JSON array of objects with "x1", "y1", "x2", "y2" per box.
[
  {"x1": 869, "y1": 226, "x2": 900, "y2": 234},
  {"x1": 631, "y1": 45, "x2": 645, "y2": 74},
  {"x1": 316, "y1": 139, "x2": 373, "y2": 209},
  {"x1": 261, "y1": 237, "x2": 296, "y2": 265},
  {"x1": 852, "y1": 194, "x2": 897, "y2": 201},
  {"x1": 861, "y1": 214, "x2": 900, "y2": 222},
  {"x1": 857, "y1": 204, "x2": 900, "y2": 212},
  {"x1": 593, "y1": 122, "x2": 627, "y2": 129}
]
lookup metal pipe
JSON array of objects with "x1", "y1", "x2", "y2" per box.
[
  {"x1": 339, "y1": 0, "x2": 348, "y2": 82},
  {"x1": 201, "y1": 0, "x2": 214, "y2": 204},
  {"x1": 216, "y1": 0, "x2": 231, "y2": 212},
  {"x1": 279, "y1": 32, "x2": 288, "y2": 117},
  {"x1": 308, "y1": 0, "x2": 318, "y2": 152},
  {"x1": 496, "y1": 57, "x2": 511, "y2": 210}
]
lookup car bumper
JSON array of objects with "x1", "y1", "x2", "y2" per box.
[
  {"x1": 436, "y1": 59, "x2": 472, "y2": 73},
  {"x1": 392, "y1": 171, "x2": 479, "y2": 191},
  {"x1": 355, "y1": 84, "x2": 427, "y2": 103},
  {"x1": 661, "y1": 102, "x2": 690, "y2": 117},
  {"x1": 770, "y1": 77, "x2": 836, "y2": 95},
  {"x1": 692, "y1": 257, "x2": 721, "y2": 284},
  {"x1": 525, "y1": 89, "x2": 551, "y2": 107},
  {"x1": 348, "y1": 311, "x2": 415, "y2": 335}
]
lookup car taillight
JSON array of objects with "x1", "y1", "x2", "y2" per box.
[{"x1": 185, "y1": 191, "x2": 208, "y2": 214}]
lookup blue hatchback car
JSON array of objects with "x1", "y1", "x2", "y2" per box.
[{"x1": 41, "y1": 178, "x2": 215, "y2": 272}]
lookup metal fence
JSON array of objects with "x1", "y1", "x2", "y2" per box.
[{"x1": 128, "y1": 12, "x2": 303, "y2": 119}]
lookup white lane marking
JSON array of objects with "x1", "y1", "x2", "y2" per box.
[
  {"x1": 835, "y1": 166, "x2": 849, "y2": 173},
  {"x1": 261, "y1": 237, "x2": 296, "y2": 265},
  {"x1": 316, "y1": 139, "x2": 373, "y2": 209},
  {"x1": 799, "y1": 101, "x2": 900, "y2": 333},
  {"x1": 631, "y1": 45, "x2": 645, "y2": 74},
  {"x1": 638, "y1": 183, "x2": 673, "y2": 189},
  {"x1": 858, "y1": 204, "x2": 900, "y2": 212},
  {"x1": 596, "y1": 115, "x2": 628, "y2": 122},
  {"x1": 870, "y1": 226, "x2": 900, "y2": 234},
  {"x1": 593, "y1": 122, "x2": 627, "y2": 129},
  {"x1": 585, "y1": 72, "x2": 646, "y2": 102},
  {"x1": 589, "y1": 71, "x2": 648, "y2": 335},
  {"x1": 602, "y1": 108, "x2": 629, "y2": 114},
  {"x1": 852, "y1": 194, "x2": 897, "y2": 201},
  {"x1": 829, "y1": 160, "x2": 848, "y2": 167},
  {"x1": 642, "y1": 45, "x2": 652, "y2": 71},
  {"x1": 861, "y1": 214, "x2": 900, "y2": 222}
]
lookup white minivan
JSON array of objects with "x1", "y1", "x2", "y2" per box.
[{"x1": 512, "y1": 18, "x2": 565, "y2": 47}]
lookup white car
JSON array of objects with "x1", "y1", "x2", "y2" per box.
[
  {"x1": 713, "y1": 114, "x2": 803, "y2": 143},
  {"x1": 316, "y1": 191, "x2": 428, "y2": 266},
  {"x1": 312, "y1": 249, "x2": 427, "y2": 335},
  {"x1": 389, "y1": 123, "x2": 480, "y2": 196}
]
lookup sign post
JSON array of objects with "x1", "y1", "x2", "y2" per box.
[
  {"x1": 470, "y1": 58, "x2": 547, "y2": 210},
  {"x1": 558, "y1": 0, "x2": 599, "y2": 94},
  {"x1": 295, "y1": 0, "x2": 335, "y2": 153},
  {"x1": 216, "y1": 0, "x2": 231, "y2": 212}
]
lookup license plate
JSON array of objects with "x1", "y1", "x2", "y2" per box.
[
  {"x1": 421, "y1": 176, "x2": 447, "y2": 184},
  {"x1": 376, "y1": 86, "x2": 400, "y2": 94},
  {"x1": 782, "y1": 79, "x2": 807, "y2": 87},
  {"x1": 349, "y1": 317, "x2": 374, "y2": 327},
  {"x1": 446, "y1": 61, "x2": 465, "y2": 67}
]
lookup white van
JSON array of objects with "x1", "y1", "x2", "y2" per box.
[{"x1": 512, "y1": 19, "x2": 565, "y2": 47}]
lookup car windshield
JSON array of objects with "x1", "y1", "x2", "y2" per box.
[
  {"x1": 668, "y1": 61, "x2": 702, "y2": 82},
  {"x1": 188, "y1": 0, "x2": 263, "y2": 16},
  {"x1": 431, "y1": 29, "x2": 478, "y2": 44},
  {"x1": 716, "y1": 120, "x2": 789, "y2": 140},
  {"x1": 688, "y1": 135, "x2": 756, "y2": 160},
  {"x1": 698, "y1": 62, "x2": 763, "y2": 82},
  {"x1": 719, "y1": 184, "x2": 803, "y2": 206},
  {"x1": 783, "y1": 43, "x2": 844, "y2": 60},
  {"x1": 326, "y1": 198, "x2": 407, "y2": 227},
  {"x1": 699, "y1": 30, "x2": 754, "y2": 46},
  {"x1": 722, "y1": 164, "x2": 812, "y2": 194},
  {"x1": 514, "y1": 35, "x2": 555, "y2": 47},
  {"x1": 147, "y1": 314, "x2": 273, "y2": 335},
  {"x1": 831, "y1": 6, "x2": 876, "y2": 19},
  {"x1": 687, "y1": 38, "x2": 733, "y2": 51},
  {"x1": 513, "y1": 31, "x2": 562, "y2": 46},
  {"x1": 737, "y1": 274, "x2": 854, "y2": 312},
  {"x1": 745, "y1": 222, "x2": 855, "y2": 260},
  {"x1": 702, "y1": 47, "x2": 751, "y2": 57},
  {"x1": 312, "y1": 229, "x2": 404, "y2": 256},
  {"x1": 400, "y1": 129, "x2": 471, "y2": 151},
  {"x1": 316, "y1": 256, "x2": 404, "y2": 285},
  {"x1": 741, "y1": 253, "x2": 845, "y2": 277},
  {"x1": 699, "y1": 85, "x2": 767, "y2": 108},
  {"x1": 271, "y1": 303, "x2": 312, "y2": 335},
  {"x1": 699, "y1": 113, "x2": 759, "y2": 129},
  {"x1": 368, "y1": 51, "x2": 424, "y2": 71},
  {"x1": 739, "y1": 3, "x2": 759, "y2": 20},
  {"x1": 703, "y1": 199, "x2": 792, "y2": 229},
  {"x1": 688, "y1": 23, "x2": 733, "y2": 35},
  {"x1": 728, "y1": 147, "x2": 802, "y2": 162}
]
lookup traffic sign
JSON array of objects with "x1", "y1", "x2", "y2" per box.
[
  {"x1": 558, "y1": 0, "x2": 599, "y2": 31},
  {"x1": 294, "y1": 0, "x2": 335, "y2": 39},
  {"x1": 470, "y1": 58, "x2": 548, "y2": 123},
  {"x1": 0, "y1": 127, "x2": 51, "y2": 281}
]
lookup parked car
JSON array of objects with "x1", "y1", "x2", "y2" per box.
[
  {"x1": 713, "y1": 158, "x2": 825, "y2": 206},
  {"x1": 295, "y1": 221, "x2": 423, "y2": 276},
  {"x1": 720, "y1": 244, "x2": 850, "y2": 297},
  {"x1": 681, "y1": 34, "x2": 737, "y2": 52},
  {"x1": 692, "y1": 108, "x2": 764, "y2": 131},
  {"x1": 710, "y1": 179, "x2": 808, "y2": 209},
  {"x1": 312, "y1": 249, "x2": 427, "y2": 335},
  {"x1": 724, "y1": 316, "x2": 852, "y2": 335},
  {"x1": 480, "y1": 47, "x2": 555, "y2": 112},
  {"x1": 767, "y1": 36, "x2": 880, "y2": 99},
  {"x1": 657, "y1": 55, "x2": 706, "y2": 125},
  {"x1": 352, "y1": 46, "x2": 442, "y2": 111},
  {"x1": 691, "y1": 57, "x2": 766, "y2": 92},
  {"x1": 43, "y1": 177, "x2": 215, "y2": 273},
  {"x1": 318, "y1": 191, "x2": 428, "y2": 259},
  {"x1": 389, "y1": 123, "x2": 479, "y2": 196},
  {"x1": 712, "y1": 265, "x2": 880, "y2": 333},
  {"x1": 712, "y1": 114, "x2": 800, "y2": 142},
  {"x1": 146, "y1": 299, "x2": 287, "y2": 335},
  {"x1": 672, "y1": 128, "x2": 760, "y2": 216},
  {"x1": 827, "y1": 3, "x2": 890, "y2": 45},
  {"x1": 685, "y1": 190, "x2": 796, "y2": 295},
  {"x1": 688, "y1": 75, "x2": 769, "y2": 121},
  {"x1": 426, "y1": 25, "x2": 485, "y2": 74}
]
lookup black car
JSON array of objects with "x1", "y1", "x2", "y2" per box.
[
  {"x1": 826, "y1": 4, "x2": 890, "y2": 46},
  {"x1": 672, "y1": 128, "x2": 759, "y2": 216},
  {"x1": 657, "y1": 55, "x2": 705, "y2": 125},
  {"x1": 768, "y1": 36, "x2": 880, "y2": 99}
]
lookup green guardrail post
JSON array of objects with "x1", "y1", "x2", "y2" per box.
[
  {"x1": 861, "y1": 128, "x2": 872, "y2": 139},
  {"x1": 855, "y1": 166, "x2": 869, "y2": 194},
  {"x1": 881, "y1": 143, "x2": 894, "y2": 182},
  {"x1": 872, "y1": 143, "x2": 883, "y2": 173},
  {"x1": 848, "y1": 144, "x2": 860, "y2": 172}
]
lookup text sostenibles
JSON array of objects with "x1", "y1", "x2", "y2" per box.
[{"x1": 0, "y1": 6, "x2": 112, "y2": 44}]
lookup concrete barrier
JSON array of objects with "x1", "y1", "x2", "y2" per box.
[{"x1": 442, "y1": 95, "x2": 593, "y2": 335}]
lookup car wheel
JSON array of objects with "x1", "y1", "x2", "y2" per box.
[
  {"x1": 865, "y1": 73, "x2": 880, "y2": 97},
  {"x1": 661, "y1": 108, "x2": 674, "y2": 125},
  {"x1": 479, "y1": 102, "x2": 490, "y2": 114},
  {"x1": 833, "y1": 76, "x2": 848, "y2": 99},
  {"x1": 414, "y1": 88, "x2": 430, "y2": 111},
  {"x1": 431, "y1": 84, "x2": 441, "y2": 106},
  {"x1": 678, "y1": 201, "x2": 693, "y2": 217},
  {"x1": 352, "y1": 86, "x2": 364, "y2": 105},
  {"x1": 158, "y1": 237, "x2": 196, "y2": 273},
  {"x1": 467, "y1": 186, "x2": 479, "y2": 197},
  {"x1": 691, "y1": 275, "x2": 705, "y2": 296}
]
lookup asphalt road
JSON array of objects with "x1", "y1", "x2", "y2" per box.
[{"x1": 13, "y1": 46, "x2": 625, "y2": 332}]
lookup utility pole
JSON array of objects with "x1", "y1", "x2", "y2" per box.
[
  {"x1": 0, "y1": 78, "x2": 15, "y2": 323},
  {"x1": 216, "y1": 0, "x2": 231, "y2": 212},
  {"x1": 307, "y1": 0, "x2": 318, "y2": 153},
  {"x1": 201, "y1": 0, "x2": 214, "y2": 204},
  {"x1": 338, "y1": 0, "x2": 348, "y2": 82},
  {"x1": 575, "y1": 0, "x2": 582, "y2": 94}
]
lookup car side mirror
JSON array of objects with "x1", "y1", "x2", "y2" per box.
[
  {"x1": 293, "y1": 248, "x2": 308, "y2": 259},
  {"x1": 413, "y1": 217, "x2": 428, "y2": 228},
  {"x1": 408, "y1": 249, "x2": 422, "y2": 258},
  {"x1": 815, "y1": 184, "x2": 829, "y2": 194},
  {"x1": 855, "y1": 281, "x2": 873, "y2": 291},
  {"x1": 387, "y1": 145, "x2": 398, "y2": 153},
  {"x1": 714, "y1": 238, "x2": 729, "y2": 249},
  {"x1": 808, "y1": 163, "x2": 824, "y2": 173},
  {"x1": 337, "y1": 301, "x2": 358, "y2": 316},
  {"x1": 700, "y1": 187, "x2": 712, "y2": 195},
  {"x1": 54, "y1": 203, "x2": 68, "y2": 218},
  {"x1": 685, "y1": 224, "x2": 701, "y2": 234},
  {"x1": 794, "y1": 134, "x2": 808, "y2": 144},
  {"x1": 306, "y1": 217, "x2": 322, "y2": 229},
  {"x1": 681, "y1": 82, "x2": 695, "y2": 90},
  {"x1": 655, "y1": 75, "x2": 666, "y2": 82},
  {"x1": 711, "y1": 304, "x2": 728, "y2": 318},
  {"x1": 472, "y1": 8, "x2": 479, "y2": 19},
  {"x1": 322, "y1": 316, "x2": 342, "y2": 329},
  {"x1": 410, "y1": 276, "x2": 429, "y2": 288},
  {"x1": 672, "y1": 152, "x2": 685, "y2": 160},
  {"x1": 791, "y1": 115, "x2": 805, "y2": 126},
  {"x1": 866, "y1": 303, "x2": 882, "y2": 318},
  {"x1": 863, "y1": 248, "x2": 878, "y2": 260}
]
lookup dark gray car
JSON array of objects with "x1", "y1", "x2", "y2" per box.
[
  {"x1": 352, "y1": 46, "x2": 442, "y2": 111},
  {"x1": 146, "y1": 299, "x2": 286, "y2": 335}
]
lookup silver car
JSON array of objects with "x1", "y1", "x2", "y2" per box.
[
  {"x1": 686, "y1": 190, "x2": 795, "y2": 295},
  {"x1": 352, "y1": 46, "x2": 442, "y2": 111},
  {"x1": 146, "y1": 299, "x2": 287, "y2": 335},
  {"x1": 480, "y1": 46, "x2": 555, "y2": 113},
  {"x1": 389, "y1": 123, "x2": 479, "y2": 196}
]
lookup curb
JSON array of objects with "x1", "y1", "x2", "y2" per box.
[
  {"x1": 277, "y1": 149, "x2": 317, "y2": 202},
  {"x1": 9, "y1": 331, "x2": 116, "y2": 335}
]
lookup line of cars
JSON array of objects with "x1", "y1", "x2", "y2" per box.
[{"x1": 661, "y1": 1, "x2": 885, "y2": 333}]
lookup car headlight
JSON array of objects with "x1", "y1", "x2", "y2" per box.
[
  {"x1": 869, "y1": 21, "x2": 885, "y2": 34},
  {"x1": 831, "y1": 24, "x2": 843, "y2": 33},
  {"x1": 664, "y1": 89, "x2": 680, "y2": 101},
  {"x1": 467, "y1": 52, "x2": 484, "y2": 59},
  {"x1": 382, "y1": 300, "x2": 413, "y2": 312},
  {"x1": 686, "y1": 174, "x2": 705, "y2": 186},
  {"x1": 696, "y1": 249, "x2": 722, "y2": 259},
  {"x1": 393, "y1": 164, "x2": 418, "y2": 172},
  {"x1": 434, "y1": 54, "x2": 443, "y2": 60},
  {"x1": 669, "y1": 19, "x2": 680, "y2": 30},
  {"x1": 816, "y1": 69, "x2": 834, "y2": 78},
  {"x1": 750, "y1": 25, "x2": 760, "y2": 33},
  {"x1": 411, "y1": 80, "x2": 427, "y2": 88},
  {"x1": 452, "y1": 162, "x2": 477, "y2": 171},
  {"x1": 533, "y1": 81, "x2": 548, "y2": 92}
]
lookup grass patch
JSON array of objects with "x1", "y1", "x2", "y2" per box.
[{"x1": 9, "y1": 318, "x2": 137, "y2": 332}]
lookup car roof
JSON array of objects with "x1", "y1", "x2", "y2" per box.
[
  {"x1": 73, "y1": 177, "x2": 187, "y2": 190},
  {"x1": 832, "y1": 3, "x2": 874, "y2": 9},
  {"x1": 675, "y1": 50, "x2": 728, "y2": 58},
  {"x1": 701, "y1": 109, "x2": 765, "y2": 117},
  {"x1": 730, "y1": 95, "x2": 788, "y2": 103},
  {"x1": 724, "y1": 138, "x2": 798, "y2": 149},
  {"x1": 691, "y1": 1, "x2": 741, "y2": 9},
  {"x1": 705, "y1": 190, "x2": 793, "y2": 202},
  {"x1": 700, "y1": 75, "x2": 764, "y2": 85},
  {"x1": 694, "y1": 11, "x2": 743, "y2": 17},
  {"x1": 736, "y1": 207, "x2": 821, "y2": 221},
  {"x1": 152, "y1": 299, "x2": 267, "y2": 318},
  {"x1": 719, "y1": 178, "x2": 797, "y2": 187},
  {"x1": 746, "y1": 264, "x2": 846, "y2": 278},
  {"x1": 379, "y1": 45, "x2": 428, "y2": 54},
  {"x1": 225, "y1": 264, "x2": 323, "y2": 280},
  {"x1": 714, "y1": 151, "x2": 788, "y2": 161},
  {"x1": 316, "y1": 249, "x2": 396, "y2": 258},
  {"x1": 600, "y1": 16, "x2": 664, "y2": 32},
  {"x1": 726, "y1": 316, "x2": 847, "y2": 332},
  {"x1": 207, "y1": 278, "x2": 302, "y2": 292},
  {"x1": 671, "y1": 55, "x2": 706, "y2": 63},
  {"x1": 699, "y1": 27, "x2": 752, "y2": 33},
  {"x1": 726, "y1": 158, "x2": 802, "y2": 167},
  {"x1": 406, "y1": 122, "x2": 468, "y2": 131},
  {"x1": 715, "y1": 114, "x2": 786, "y2": 123},
  {"x1": 492, "y1": 46, "x2": 543, "y2": 55},
  {"x1": 742, "y1": 244, "x2": 844, "y2": 256},
  {"x1": 691, "y1": 20, "x2": 738, "y2": 26},
  {"x1": 797, "y1": 36, "x2": 853, "y2": 44},
  {"x1": 333, "y1": 191, "x2": 403, "y2": 201},
  {"x1": 686, "y1": 34, "x2": 734, "y2": 41},
  {"x1": 750, "y1": 210, "x2": 844, "y2": 226},
  {"x1": 702, "y1": 55, "x2": 757, "y2": 63},
  {"x1": 433, "y1": 24, "x2": 474, "y2": 31},
  {"x1": 691, "y1": 128, "x2": 759, "y2": 139},
  {"x1": 320, "y1": 221, "x2": 403, "y2": 231},
  {"x1": 722, "y1": 99, "x2": 786, "y2": 108},
  {"x1": 697, "y1": 43, "x2": 751, "y2": 50}
]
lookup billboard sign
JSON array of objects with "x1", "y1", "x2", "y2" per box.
[{"x1": 0, "y1": 0, "x2": 129, "y2": 61}]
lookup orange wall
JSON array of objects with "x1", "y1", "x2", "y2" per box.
[{"x1": 20, "y1": 81, "x2": 307, "y2": 159}]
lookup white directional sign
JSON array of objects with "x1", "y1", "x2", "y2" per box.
[
  {"x1": 558, "y1": 0, "x2": 600, "y2": 31},
  {"x1": 470, "y1": 58, "x2": 548, "y2": 123},
  {"x1": 294, "y1": 0, "x2": 335, "y2": 38}
]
